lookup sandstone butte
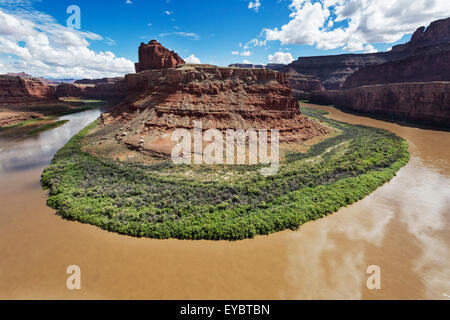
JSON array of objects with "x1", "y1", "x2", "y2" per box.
[
  {"x1": 94, "y1": 41, "x2": 328, "y2": 159},
  {"x1": 135, "y1": 40, "x2": 185, "y2": 72}
]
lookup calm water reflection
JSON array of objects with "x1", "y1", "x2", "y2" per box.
[{"x1": 0, "y1": 109, "x2": 101, "y2": 173}]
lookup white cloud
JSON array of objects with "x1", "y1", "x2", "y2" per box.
[
  {"x1": 243, "y1": 59, "x2": 252, "y2": 64},
  {"x1": 165, "y1": 10, "x2": 173, "y2": 15},
  {"x1": 184, "y1": 54, "x2": 201, "y2": 64},
  {"x1": 231, "y1": 51, "x2": 239, "y2": 55},
  {"x1": 264, "y1": 0, "x2": 450, "y2": 52},
  {"x1": 159, "y1": 31, "x2": 200, "y2": 40},
  {"x1": 248, "y1": 0, "x2": 261, "y2": 12},
  {"x1": 268, "y1": 51, "x2": 294, "y2": 64},
  {"x1": 0, "y1": 9, "x2": 134, "y2": 79},
  {"x1": 125, "y1": 0, "x2": 133, "y2": 4}
]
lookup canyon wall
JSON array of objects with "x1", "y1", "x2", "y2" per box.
[
  {"x1": 307, "y1": 17, "x2": 450, "y2": 127},
  {"x1": 287, "y1": 17, "x2": 450, "y2": 90},
  {"x1": 288, "y1": 69, "x2": 325, "y2": 100},
  {"x1": 287, "y1": 52, "x2": 404, "y2": 90},
  {"x1": 0, "y1": 75, "x2": 56, "y2": 104},
  {"x1": 310, "y1": 82, "x2": 450, "y2": 127},
  {"x1": 344, "y1": 44, "x2": 450, "y2": 89},
  {"x1": 227, "y1": 64, "x2": 325, "y2": 100}
]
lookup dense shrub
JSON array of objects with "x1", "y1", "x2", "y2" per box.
[{"x1": 41, "y1": 107, "x2": 410, "y2": 240}]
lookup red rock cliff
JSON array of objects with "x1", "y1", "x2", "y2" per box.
[
  {"x1": 135, "y1": 40, "x2": 185, "y2": 72},
  {"x1": 0, "y1": 75, "x2": 56, "y2": 104}
]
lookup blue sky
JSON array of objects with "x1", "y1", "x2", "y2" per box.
[
  {"x1": 0, "y1": 0, "x2": 448, "y2": 78},
  {"x1": 32, "y1": 0, "x2": 405, "y2": 64}
]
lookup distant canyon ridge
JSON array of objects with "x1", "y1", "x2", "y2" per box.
[
  {"x1": 0, "y1": 17, "x2": 449, "y2": 127},
  {"x1": 231, "y1": 17, "x2": 450, "y2": 126}
]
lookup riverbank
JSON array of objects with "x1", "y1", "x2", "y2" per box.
[
  {"x1": 0, "y1": 99, "x2": 105, "y2": 138},
  {"x1": 41, "y1": 106, "x2": 409, "y2": 240}
]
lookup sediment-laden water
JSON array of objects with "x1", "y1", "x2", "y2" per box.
[{"x1": 0, "y1": 104, "x2": 449, "y2": 299}]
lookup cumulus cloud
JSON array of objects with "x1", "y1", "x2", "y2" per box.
[
  {"x1": 264, "y1": 0, "x2": 450, "y2": 52},
  {"x1": 184, "y1": 54, "x2": 201, "y2": 64},
  {"x1": 0, "y1": 9, "x2": 134, "y2": 79},
  {"x1": 268, "y1": 51, "x2": 294, "y2": 64},
  {"x1": 248, "y1": 0, "x2": 261, "y2": 12}
]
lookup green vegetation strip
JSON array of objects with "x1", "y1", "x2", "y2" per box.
[
  {"x1": 41, "y1": 107, "x2": 410, "y2": 240},
  {"x1": 26, "y1": 120, "x2": 70, "y2": 135}
]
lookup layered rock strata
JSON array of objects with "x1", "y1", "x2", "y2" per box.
[
  {"x1": 343, "y1": 44, "x2": 450, "y2": 89},
  {"x1": 0, "y1": 75, "x2": 56, "y2": 104},
  {"x1": 100, "y1": 64, "x2": 328, "y2": 158},
  {"x1": 285, "y1": 17, "x2": 450, "y2": 90}
]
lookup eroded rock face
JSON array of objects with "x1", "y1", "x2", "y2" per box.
[
  {"x1": 343, "y1": 45, "x2": 450, "y2": 89},
  {"x1": 310, "y1": 82, "x2": 450, "y2": 127},
  {"x1": 135, "y1": 40, "x2": 185, "y2": 72},
  {"x1": 286, "y1": 17, "x2": 450, "y2": 90},
  {"x1": 0, "y1": 75, "x2": 56, "y2": 104},
  {"x1": 100, "y1": 64, "x2": 328, "y2": 158}
]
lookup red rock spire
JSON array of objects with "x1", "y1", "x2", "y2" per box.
[{"x1": 135, "y1": 40, "x2": 185, "y2": 72}]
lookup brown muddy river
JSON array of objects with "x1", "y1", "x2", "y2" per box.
[{"x1": 0, "y1": 104, "x2": 449, "y2": 300}]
